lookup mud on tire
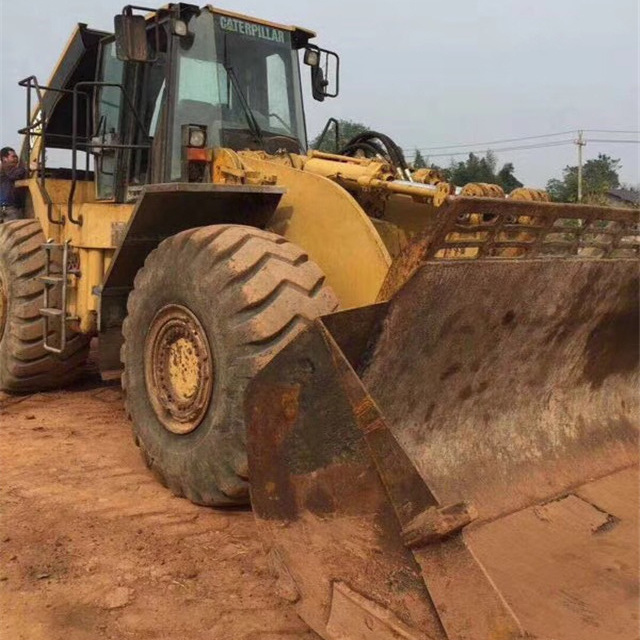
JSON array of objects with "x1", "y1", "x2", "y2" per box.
[
  {"x1": 0, "y1": 220, "x2": 90, "y2": 392},
  {"x1": 121, "y1": 225, "x2": 339, "y2": 506}
]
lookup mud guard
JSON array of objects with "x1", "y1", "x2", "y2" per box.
[{"x1": 98, "y1": 183, "x2": 283, "y2": 376}]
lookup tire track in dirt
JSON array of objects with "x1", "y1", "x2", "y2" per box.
[{"x1": 0, "y1": 381, "x2": 317, "y2": 640}]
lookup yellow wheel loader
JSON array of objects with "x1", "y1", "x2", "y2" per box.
[{"x1": 0, "y1": 4, "x2": 637, "y2": 638}]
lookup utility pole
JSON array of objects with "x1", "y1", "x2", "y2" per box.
[{"x1": 576, "y1": 130, "x2": 586, "y2": 202}]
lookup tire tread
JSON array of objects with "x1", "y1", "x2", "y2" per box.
[
  {"x1": 121, "y1": 224, "x2": 338, "y2": 506},
  {"x1": 0, "y1": 220, "x2": 90, "y2": 392}
]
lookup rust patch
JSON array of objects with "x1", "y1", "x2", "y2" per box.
[
  {"x1": 458, "y1": 385, "x2": 473, "y2": 401},
  {"x1": 280, "y1": 386, "x2": 300, "y2": 423},
  {"x1": 439, "y1": 363, "x2": 461, "y2": 381},
  {"x1": 423, "y1": 402, "x2": 436, "y2": 425},
  {"x1": 303, "y1": 485, "x2": 335, "y2": 517},
  {"x1": 583, "y1": 280, "x2": 639, "y2": 388},
  {"x1": 543, "y1": 280, "x2": 597, "y2": 346},
  {"x1": 247, "y1": 382, "x2": 300, "y2": 521},
  {"x1": 501, "y1": 310, "x2": 516, "y2": 326},
  {"x1": 470, "y1": 359, "x2": 482, "y2": 373},
  {"x1": 476, "y1": 381, "x2": 489, "y2": 394}
]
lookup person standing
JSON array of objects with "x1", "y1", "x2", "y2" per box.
[{"x1": 0, "y1": 147, "x2": 28, "y2": 223}]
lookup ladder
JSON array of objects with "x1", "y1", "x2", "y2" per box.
[{"x1": 39, "y1": 240, "x2": 79, "y2": 354}]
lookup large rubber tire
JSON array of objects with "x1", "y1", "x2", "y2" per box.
[
  {"x1": 122, "y1": 225, "x2": 339, "y2": 506},
  {"x1": 0, "y1": 220, "x2": 90, "y2": 392}
]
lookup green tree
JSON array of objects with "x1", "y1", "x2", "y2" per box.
[
  {"x1": 413, "y1": 149, "x2": 427, "y2": 169},
  {"x1": 496, "y1": 162, "x2": 523, "y2": 192},
  {"x1": 444, "y1": 151, "x2": 522, "y2": 192},
  {"x1": 448, "y1": 152, "x2": 495, "y2": 185},
  {"x1": 310, "y1": 120, "x2": 370, "y2": 152},
  {"x1": 546, "y1": 153, "x2": 621, "y2": 203}
]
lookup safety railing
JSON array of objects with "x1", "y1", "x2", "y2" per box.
[
  {"x1": 18, "y1": 75, "x2": 151, "y2": 225},
  {"x1": 18, "y1": 75, "x2": 93, "y2": 225}
]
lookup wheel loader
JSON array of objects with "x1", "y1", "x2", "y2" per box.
[{"x1": 0, "y1": 4, "x2": 638, "y2": 639}]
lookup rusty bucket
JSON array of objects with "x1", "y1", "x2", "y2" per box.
[{"x1": 246, "y1": 203, "x2": 639, "y2": 640}]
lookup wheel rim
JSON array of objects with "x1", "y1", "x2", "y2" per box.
[
  {"x1": 0, "y1": 273, "x2": 7, "y2": 344},
  {"x1": 144, "y1": 305, "x2": 214, "y2": 435}
]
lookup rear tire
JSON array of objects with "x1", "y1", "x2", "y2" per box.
[
  {"x1": 122, "y1": 225, "x2": 339, "y2": 506},
  {"x1": 0, "y1": 220, "x2": 90, "y2": 392}
]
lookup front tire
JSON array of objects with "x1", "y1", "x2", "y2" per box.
[
  {"x1": 122, "y1": 225, "x2": 339, "y2": 506},
  {"x1": 0, "y1": 220, "x2": 90, "y2": 392}
]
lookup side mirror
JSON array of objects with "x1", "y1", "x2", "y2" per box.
[
  {"x1": 304, "y1": 46, "x2": 340, "y2": 101},
  {"x1": 311, "y1": 66, "x2": 328, "y2": 103},
  {"x1": 114, "y1": 14, "x2": 149, "y2": 62}
]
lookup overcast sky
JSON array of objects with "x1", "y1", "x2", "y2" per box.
[{"x1": 1, "y1": 0, "x2": 638, "y2": 187}]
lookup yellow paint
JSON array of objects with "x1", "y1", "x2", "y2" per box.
[
  {"x1": 239, "y1": 154, "x2": 392, "y2": 309},
  {"x1": 382, "y1": 193, "x2": 441, "y2": 239},
  {"x1": 28, "y1": 178, "x2": 96, "y2": 205},
  {"x1": 169, "y1": 338, "x2": 200, "y2": 400},
  {"x1": 370, "y1": 218, "x2": 409, "y2": 258},
  {"x1": 21, "y1": 177, "x2": 134, "y2": 334},
  {"x1": 212, "y1": 148, "x2": 245, "y2": 184},
  {"x1": 16, "y1": 143, "x2": 446, "y2": 338},
  {"x1": 302, "y1": 155, "x2": 391, "y2": 183}
]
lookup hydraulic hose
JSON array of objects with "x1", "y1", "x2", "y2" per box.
[{"x1": 339, "y1": 130, "x2": 410, "y2": 179}]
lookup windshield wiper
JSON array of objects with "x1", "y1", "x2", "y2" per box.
[
  {"x1": 223, "y1": 62, "x2": 264, "y2": 147},
  {"x1": 222, "y1": 34, "x2": 265, "y2": 147}
]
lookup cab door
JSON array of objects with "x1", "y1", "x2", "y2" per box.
[{"x1": 94, "y1": 39, "x2": 125, "y2": 200}]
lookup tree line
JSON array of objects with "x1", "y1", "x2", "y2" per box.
[{"x1": 311, "y1": 120, "x2": 633, "y2": 204}]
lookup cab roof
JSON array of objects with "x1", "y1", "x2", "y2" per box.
[
  {"x1": 206, "y1": 5, "x2": 315, "y2": 39},
  {"x1": 146, "y1": 4, "x2": 315, "y2": 48}
]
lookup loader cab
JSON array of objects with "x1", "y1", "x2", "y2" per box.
[
  {"x1": 96, "y1": 5, "x2": 338, "y2": 201},
  {"x1": 165, "y1": 9, "x2": 311, "y2": 181}
]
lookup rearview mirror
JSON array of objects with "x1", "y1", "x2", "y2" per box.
[
  {"x1": 304, "y1": 45, "x2": 340, "y2": 101},
  {"x1": 114, "y1": 14, "x2": 149, "y2": 62}
]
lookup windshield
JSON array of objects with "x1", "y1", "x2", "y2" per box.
[{"x1": 170, "y1": 11, "x2": 306, "y2": 180}]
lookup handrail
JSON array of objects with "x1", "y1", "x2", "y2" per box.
[
  {"x1": 313, "y1": 117, "x2": 340, "y2": 153},
  {"x1": 18, "y1": 75, "x2": 152, "y2": 226},
  {"x1": 18, "y1": 75, "x2": 92, "y2": 225}
]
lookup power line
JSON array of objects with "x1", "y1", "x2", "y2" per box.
[
  {"x1": 403, "y1": 136, "x2": 638, "y2": 159},
  {"x1": 585, "y1": 138, "x2": 639, "y2": 143},
  {"x1": 406, "y1": 129, "x2": 640, "y2": 154},
  {"x1": 583, "y1": 129, "x2": 640, "y2": 134},
  {"x1": 422, "y1": 139, "x2": 575, "y2": 158},
  {"x1": 409, "y1": 130, "x2": 577, "y2": 152}
]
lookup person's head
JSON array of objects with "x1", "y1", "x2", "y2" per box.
[{"x1": 0, "y1": 147, "x2": 19, "y2": 167}]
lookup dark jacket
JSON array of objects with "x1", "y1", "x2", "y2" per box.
[{"x1": 0, "y1": 164, "x2": 27, "y2": 207}]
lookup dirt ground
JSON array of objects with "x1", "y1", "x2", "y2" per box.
[{"x1": 0, "y1": 372, "x2": 318, "y2": 640}]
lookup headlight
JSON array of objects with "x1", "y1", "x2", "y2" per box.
[
  {"x1": 189, "y1": 127, "x2": 206, "y2": 148},
  {"x1": 304, "y1": 48, "x2": 320, "y2": 67},
  {"x1": 173, "y1": 20, "x2": 188, "y2": 37}
]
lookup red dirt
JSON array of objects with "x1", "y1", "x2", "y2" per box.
[{"x1": 0, "y1": 374, "x2": 317, "y2": 640}]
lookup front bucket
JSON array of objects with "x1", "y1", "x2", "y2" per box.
[{"x1": 247, "y1": 251, "x2": 638, "y2": 639}]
